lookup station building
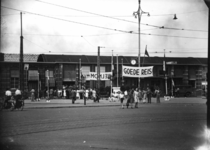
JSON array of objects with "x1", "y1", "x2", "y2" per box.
[{"x1": 0, "y1": 53, "x2": 207, "y2": 97}]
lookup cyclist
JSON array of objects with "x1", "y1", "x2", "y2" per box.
[
  {"x1": 5, "y1": 88, "x2": 12, "y2": 106},
  {"x1": 15, "y1": 88, "x2": 22, "y2": 108}
]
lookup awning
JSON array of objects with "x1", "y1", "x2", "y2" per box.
[{"x1": 28, "y1": 70, "x2": 39, "y2": 81}]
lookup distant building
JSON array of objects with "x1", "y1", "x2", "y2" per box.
[{"x1": 0, "y1": 53, "x2": 207, "y2": 97}]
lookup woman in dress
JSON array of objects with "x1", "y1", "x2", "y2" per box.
[
  {"x1": 129, "y1": 89, "x2": 134, "y2": 108},
  {"x1": 134, "y1": 88, "x2": 139, "y2": 108}
]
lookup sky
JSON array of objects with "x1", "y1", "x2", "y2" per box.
[{"x1": 1, "y1": 0, "x2": 209, "y2": 57}]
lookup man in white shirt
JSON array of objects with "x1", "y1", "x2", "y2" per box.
[
  {"x1": 15, "y1": 88, "x2": 22, "y2": 100},
  {"x1": 5, "y1": 88, "x2": 12, "y2": 103}
]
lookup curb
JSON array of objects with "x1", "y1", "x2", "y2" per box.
[{"x1": 24, "y1": 104, "x2": 120, "y2": 109}]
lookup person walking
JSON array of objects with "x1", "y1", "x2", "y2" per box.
[
  {"x1": 92, "y1": 89, "x2": 96, "y2": 102},
  {"x1": 134, "y1": 88, "x2": 139, "y2": 108},
  {"x1": 126, "y1": 89, "x2": 130, "y2": 108},
  {"x1": 15, "y1": 88, "x2": 22, "y2": 108},
  {"x1": 83, "y1": 88, "x2": 89, "y2": 105},
  {"x1": 147, "y1": 87, "x2": 152, "y2": 104},
  {"x1": 138, "y1": 88, "x2": 143, "y2": 104},
  {"x1": 119, "y1": 91, "x2": 124, "y2": 109},
  {"x1": 5, "y1": 88, "x2": 12, "y2": 107},
  {"x1": 72, "y1": 89, "x2": 76, "y2": 104},
  {"x1": 155, "y1": 88, "x2": 161, "y2": 103},
  {"x1": 142, "y1": 88, "x2": 147, "y2": 104},
  {"x1": 30, "y1": 89, "x2": 35, "y2": 102},
  {"x1": 129, "y1": 88, "x2": 134, "y2": 108}
]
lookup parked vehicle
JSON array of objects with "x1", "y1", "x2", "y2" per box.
[
  {"x1": 0, "y1": 96, "x2": 15, "y2": 111},
  {"x1": 174, "y1": 85, "x2": 195, "y2": 97},
  {"x1": 0, "y1": 88, "x2": 24, "y2": 111}
]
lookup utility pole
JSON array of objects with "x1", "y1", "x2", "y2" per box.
[
  {"x1": 79, "y1": 58, "x2": 81, "y2": 89},
  {"x1": 163, "y1": 49, "x2": 168, "y2": 95},
  {"x1": 121, "y1": 58, "x2": 124, "y2": 86},
  {"x1": 204, "y1": 0, "x2": 210, "y2": 129},
  {"x1": 0, "y1": 1, "x2": 1, "y2": 53},
  {"x1": 19, "y1": 12, "x2": 24, "y2": 95},
  {"x1": 110, "y1": 50, "x2": 113, "y2": 98},
  {"x1": 133, "y1": 0, "x2": 150, "y2": 89},
  {"x1": 117, "y1": 54, "x2": 119, "y2": 87},
  {"x1": 97, "y1": 46, "x2": 100, "y2": 91}
]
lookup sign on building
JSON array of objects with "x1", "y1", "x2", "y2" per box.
[
  {"x1": 24, "y1": 64, "x2": 29, "y2": 70},
  {"x1": 84, "y1": 72, "x2": 112, "y2": 80},
  {"x1": 122, "y1": 66, "x2": 153, "y2": 78}
]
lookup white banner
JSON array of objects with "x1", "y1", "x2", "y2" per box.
[
  {"x1": 122, "y1": 66, "x2": 153, "y2": 78},
  {"x1": 85, "y1": 72, "x2": 112, "y2": 80}
]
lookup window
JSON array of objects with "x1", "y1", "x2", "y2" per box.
[
  {"x1": 63, "y1": 65, "x2": 76, "y2": 81},
  {"x1": 11, "y1": 70, "x2": 19, "y2": 88},
  {"x1": 95, "y1": 66, "x2": 105, "y2": 73},
  {"x1": 82, "y1": 66, "x2": 90, "y2": 74},
  {"x1": 28, "y1": 70, "x2": 39, "y2": 81},
  {"x1": 45, "y1": 70, "x2": 55, "y2": 87},
  {"x1": 45, "y1": 70, "x2": 54, "y2": 77}
]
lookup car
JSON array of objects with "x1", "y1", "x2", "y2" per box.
[{"x1": 174, "y1": 85, "x2": 195, "y2": 97}]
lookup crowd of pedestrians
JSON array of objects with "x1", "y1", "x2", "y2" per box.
[
  {"x1": 115, "y1": 87, "x2": 162, "y2": 109},
  {"x1": 28, "y1": 85, "x2": 101, "y2": 103},
  {"x1": 5, "y1": 85, "x2": 162, "y2": 107}
]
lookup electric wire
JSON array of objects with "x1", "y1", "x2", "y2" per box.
[
  {"x1": 1, "y1": 6, "x2": 136, "y2": 34},
  {"x1": 34, "y1": 0, "x2": 207, "y2": 33},
  {"x1": 1, "y1": 6, "x2": 207, "y2": 39},
  {"x1": 81, "y1": 36, "x2": 95, "y2": 47},
  {"x1": 24, "y1": 38, "x2": 51, "y2": 52}
]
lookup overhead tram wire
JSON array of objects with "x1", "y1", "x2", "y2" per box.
[
  {"x1": 34, "y1": 0, "x2": 207, "y2": 33},
  {"x1": 4, "y1": 32, "x2": 127, "y2": 37},
  {"x1": 24, "y1": 38, "x2": 51, "y2": 52},
  {"x1": 81, "y1": 36, "x2": 95, "y2": 47},
  {"x1": 1, "y1": 6, "x2": 207, "y2": 40},
  {"x1": 1, "y1": 6, "x2": 136, "y2": 34}
]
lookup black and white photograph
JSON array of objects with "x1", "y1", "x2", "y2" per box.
[{"x1": 0, "y1": 0, "x2": 210, "y2": 149}]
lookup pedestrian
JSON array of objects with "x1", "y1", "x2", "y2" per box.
[
  {"x1": 76, "y1": 89, "x2": 80, "y2": 99},
  {"x1": 175, "y1": 88, "x2": 179, "y2": 97},
  {"x1": 119, "y1": 91, "x2": 124, "y2": 109},
  {"x1": 58, "y1": 88, "x2": 62, "y2": 98},
  {"x1": 72, "y1": 89, "x2": 76, "y2": 104},
  {"x1": 155, "y1": 88, "x2": 161, "y2": 103},
  {"x1": 5, "y1": 88, "x2": 12, "y2": 106},
  {"x1": 46, "y1": 89, "x2": 50, "y2": 102},
  {"x1": 138, "y1": 88, "x2": 143, "y2": 104},
  {"x1": 15, "y1": 88, "x2": 22, "y2": 108},
  {"x1": 50, "y1": 88, "x2": 53, "y2": 99},
  {"x1": 128, "y1": 89, "x2": 134, "y2": 108},
  {"x1": 30, "y1": 89, "x2": 35, "y2": 102},
  {"x1": 147, "y1": 87, "x2": 152, "y2": 104},
  {"x1": 134, "y1": 88, "x2": 139, "y2": 108},
  {"x1": 92, "y1": 89, "x2": 96, "y2": 102},
  {"x1": 53, "y1": 89, "x2": 57, "y2": 99},
  {"x1": 84, "y1": 88, "x2": 89, "y2": 105},
  {"x1": 96, "y1": 89, "x2": 100, "y2": 103},
  {"x1": 63, "y1": 88, "x2": 66, "y2": 99},
  {"x1": 142, "y1": 88, "x2": 147, "y2": 104}
]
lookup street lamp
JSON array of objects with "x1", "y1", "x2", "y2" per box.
[{"x1": 133, "y1": 0, "x2": 150, "y2": 89}]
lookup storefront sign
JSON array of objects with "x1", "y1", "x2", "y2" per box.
[
  {"x1": 122, "y1": 65, "x2": 153, "y2": 78},
  {"x1": 85, "y1": 72, "x2": 112, "y2": 80}
]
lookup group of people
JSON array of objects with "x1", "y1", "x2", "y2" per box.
[
  {"x1": 5, "y1": 88, "x2": 23, "y2": 107},
  {"x1": 29, "y1": 85, "x2": 101, "y2": 103},
  {"x1": 117, "y1": 87, "x2": 161, "y2": 109}
]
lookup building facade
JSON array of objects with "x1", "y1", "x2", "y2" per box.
[{"x1": 0, "y1": 53, "x2": 208, "y2": 97}]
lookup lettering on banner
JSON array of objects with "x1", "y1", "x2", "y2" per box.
[
  {"x1": 123, "y1": 68, "x2": 140, "y2": 76},
  {"x1": 141, "y1": 68, "x2": 153, "y2": 75},
  {"x1": 122, "y1": 65, "x2": 153, "y2": 77},
  {"x1": 86, "y1": 72, "x2": 112, "y2": 80}
]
